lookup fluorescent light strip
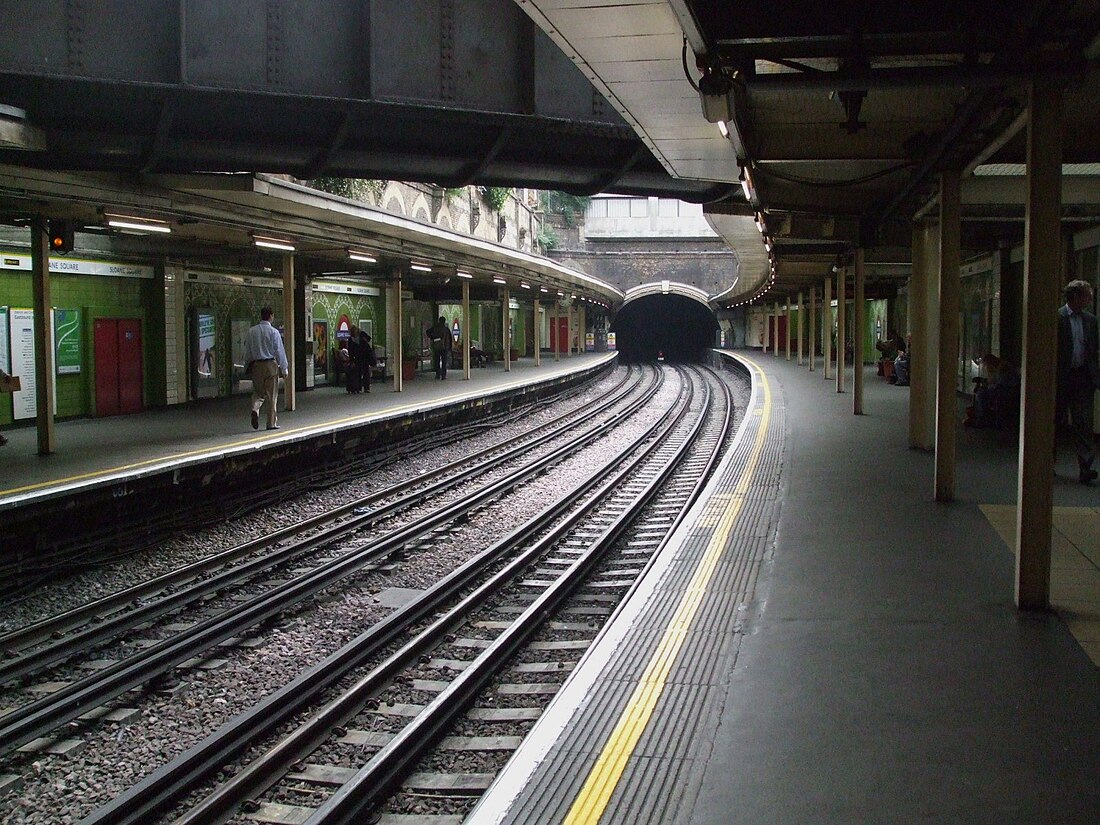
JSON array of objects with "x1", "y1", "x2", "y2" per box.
[
  {"x1": 253, "y1": 236, "x2": 295, "y2": 252},
  {"x1": 493, "y1": 277, "x2": 507, "y2": 285},
  {"x1": 456, "y1": 270, "x2": 472, "y2": 279},
  {"x1": 520, "y1": 282, "x2": 531, "y2": 289},
  {"x1": 347, "y1": 250, "x2": 377, "y2": 263},
  {"x1": 108, "y1": 220, "x2": 171, "y2": 234},
  {"x1": 410, "y1": 263, "x2": 433, "y2": 272}
]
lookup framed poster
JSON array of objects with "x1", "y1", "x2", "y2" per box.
[
  {"x1": 313, "y1": 320, "x2": 329, "y2": 377},
  {"x1": 192, "y1": 308, "x2": 218, "y2": 399},
  {"x1": 0, "y1": 306, "x2": 8, "y2": 371},
  {"x1": 9, "y1": 308, "x2": 36, "y2": 418},
  {"x1": 54, "y1": 308, "x2": 81, "y2": 374}
]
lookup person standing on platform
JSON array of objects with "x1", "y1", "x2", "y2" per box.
[
  {"x1": 1057, "y1": 280, "x2": 1100, "y2": 484},
  {"x1": 426, "y1": 316, "x2": 453, "y2": 380},
  {"x1": 346, "y1": 326, "x2": 362, "y2": 394},
  {"x1": 357, "y1": 330, "x2": 376, "y2": 393},
  {"x1": 244, "y1": 307, "x2": 288, "y2": 431}
]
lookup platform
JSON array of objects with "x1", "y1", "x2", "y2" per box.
[{"x1": 468, "y1": 350, "x2": 1100, "y2": 825}]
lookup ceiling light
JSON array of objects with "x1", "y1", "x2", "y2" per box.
[
  {"x1": 410, "y1": 263, "x2": 432, "y2": 272},
  {"x1": 253, "y1": 235, "x2": 295, "y2": 252},
  {"x1": 347, "y1": 249, "x2": 377, "y2": 263},
  {"x1": 105, "y1": 213, "x2": 171, "y2": 234},
  {"x1": 717, "y1": 121, "x2": 729, "y2": 138},
  {"x1": 456, "y1": 270, "x2": 472, "y2": 279},
  {"x1": 520, "y1": 282, "x2": 531, "y2": 289},
  {"x1": 493, "y1": 277, "x2": 507, "y2": 285},
  {"x1": 539, "y1": 287, "x2": 549, "y2": 293}
]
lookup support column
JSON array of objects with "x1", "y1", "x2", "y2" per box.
[
  {"x1": 823, "y1": 276, "x2": 833, "y2": 380},
  {"x1": 503, "y1": 288, "x2": 512, "y2": 372},
  {"x1": 785, "y1": 298, "x2": 792, "y2": 360},
  {"x1": 774, "y1": 301, "x2": 781, "y2": 356},
  {"x1": 533, "y1": 298, "x2": 541, "y2": 366},
  {"x1": 854, "y1": 249, "x2": 866, "y2": 414},
  {"x1": 797, "y1": 290, "x2": 804, "y2": 365},
  {"x1": 836, "y1": 268, "x2": 846, "y2": 392},
  {"x1": 934, "y1": 169, "x2": 962, "y2": 501},
  {"x1": 553, "y1": 301, "x2": 560, "y2": 362},
  {"x1": 392, "y1": 274, "x2": 404, "y2": 392},
  {"x1": 462, "y1": 280, "x2": 471, "y2": 380},
  {"x1": 909, "y1": 221, "x2": 931, "y2": 448},
  {"x1": 1015, "y1": 80, "x2": 1063, "y2": 609},
  {"x1": 30, "y1": 218, "x2": 55, "y2": 456},
  {"x1": 280, "y1": 254, "x2": 296, "y2": 412},
  {"x1": 763, "y1": 306, "x2": 770, "y2": 353},
  {"x1": 808, "y1": 286, "x2": 816, "y2": 372}
]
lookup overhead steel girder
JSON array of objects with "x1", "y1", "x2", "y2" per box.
[{"x1": 0, "y1": 0, "x2": 730, "y2": 202}]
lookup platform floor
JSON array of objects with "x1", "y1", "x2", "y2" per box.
[
  {"x1": 469, "y1": 350, "x2": 1100, "y2": 825},
  {"x1": 0, "y1": 353, "x2": 612, "y2": 506}
]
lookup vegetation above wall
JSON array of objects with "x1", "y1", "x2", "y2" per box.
[
  {"x1": 540, "y1": 191, "x2": 591, "y2": 226},
  {"x1": 307, "y1": 177, "x2": 386, "y2": 204},
  {"x1": 482, "y1": 187, "x2": 511, "y2": 212}
]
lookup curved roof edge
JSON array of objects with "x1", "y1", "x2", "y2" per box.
[
  {"x1": 621, "y1": 280, "x2": 713, "y2": 309},
  {"x1": 704, "y1": 213, "x2": 770, "y2": 306}
]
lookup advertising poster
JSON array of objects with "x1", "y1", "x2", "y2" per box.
[
  {"x1": 313, "y1": 320, "x2": 329, "y2": 378},
  {"x1": 0, "y1": 306, "x2": 8, "y2": 371},
  {"x1": 197, "y1": 312, "x2": 216, "y2": 378},
  {"x1": 9, "y1": 308, "x2": 36, "y2": 419},
  {"x1": 585, "y1": 332, "x2": 595, "y2": 352},
  {"x1": 54, "y1": 308, "x2": 81, "y2": 374},
  {"x1": 336, "y1": 314, "x2": 351, "y2": 343},
  {"x1": 606, "y1": 331, "x2": 617, "y2": 351}
]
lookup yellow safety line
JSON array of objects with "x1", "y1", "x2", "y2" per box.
[
  {"x1": 563, "y1": 356, "x2": 771, "y2": 825},
  {"x1": 0, "y1": 401, "x2": 434, "y2": 498}
]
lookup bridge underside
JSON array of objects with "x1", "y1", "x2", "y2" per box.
[
  {"x1": 0, "y1": 0, "x2": 734, "y2": 203},
  {"x1": 612, "y1": 294, "x2": 718, "y2": 363}
]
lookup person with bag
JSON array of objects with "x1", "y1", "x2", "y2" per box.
[
  {"x1": 243, "y1": 307, "x2": 288, "y2": 430},
  {"x1": 426, "y1": 316, "x2": 453, "y2": 380}
]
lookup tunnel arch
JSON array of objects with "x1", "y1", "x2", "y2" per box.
[{"x1": 611, "y1": 283, "x2": 719, "y2": 363}]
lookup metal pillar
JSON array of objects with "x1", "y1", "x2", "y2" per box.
[
  {"x1": 774, "y1": 301, "x2": 781, "y2": 356},
  {"x1": 854, "y1": 249, "x2": 865, "y2": 414},
  {"x1": 934, "y1": 169, "x2": 962, "y2": 501},
  {"x1": 1015, "y1": 80, "x2": 1063, "y2": 610},
  {"x1": 392, "y1": 274, "x2": 404, "y2": 392},
  {"x1": 533, "y1": 298, "x2": 541, "y2": 366},
  {"x1": 785, "y1": 298, "x2": 792, "y2": 360},
  {"x1": 823, "y1": 276, "x2": 833, "y2": 380},
  {"x1": 553, "y1": 302, "x2": 560, "y2": 362},
  {"x1": 281, "y1": 254, "x2": 296, "y2": 412},
  {"x1": 797, "y1": 290, "x2": 804, "y2": 365},
  {"x1": 836, "y1": 268, "x2": 846, "y2": 392},
  {"x1": 462, "y1": 280, "x2": 471, "y2": 380},
  {"x1": 30, "y1": 219, "x2": 55, "y2": 455},
  {"x1": 808, "y1": 286, "x2": 816, "y2": 372},
  {"x1": 909, "y1": 220, "x2": 933, "y2": 449},
  {"x1": 763, "y1": 306, "x2": 770, "y2": 353},
  {"x1": 503, "y1": 288, "x2": 512, "y2": 372}
]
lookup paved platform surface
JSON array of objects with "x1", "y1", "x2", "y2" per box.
[
  {"x1": 469, "y1": 350, "x2": 1100, "y2": 825},
  {"x1": 0, "y1": 353, "x2": 613, "y2": 506}
]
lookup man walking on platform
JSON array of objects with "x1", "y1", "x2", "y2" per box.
[
  {"x1": 244, "y1": 307, "x2": 289, "y2": 431},
  {"x1": 426, "y1": 315, "x2": 453, "y2": 380},
  {"x1": 1057, "y1": 280, "x2": 1100, "y2": 484}
]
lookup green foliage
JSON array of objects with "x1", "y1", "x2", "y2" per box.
[
  {"x1": 536, "y1": 226, "x2": 559, "y2": 251},
  {"x1": 308, "y1": 177, "x2": 385, "y2": 204},
  {"x1": 540, "y1": 191, "x2": 591, "y2": 226},
  {"x1": 483, "y1": 187, "x2": 511, "y2": 212},
  {"x1": 444, "y1": 187, "x2": 465, "y2": 204}
]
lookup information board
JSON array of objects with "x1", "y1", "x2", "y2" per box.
[
  {"x1": 0, "y1": 306, "x2": 8, "y2": 371},
  {"x1": 9, "y1": 308, "x2": 36, "y2": 419},
  {"x1": 54, "y1": 308, "x2": 81, "y2": 374}
]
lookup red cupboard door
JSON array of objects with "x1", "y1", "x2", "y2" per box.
[
  {"x1": 94, "y1": 319, "x2": 120, "y2": 417},
  {"x1": 117, "y1": 319, "x2": 143, "y2": 414}
]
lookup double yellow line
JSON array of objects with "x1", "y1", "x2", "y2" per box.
[{"x1": 563, "y1": 358, "x2": 771, "y2": 825}]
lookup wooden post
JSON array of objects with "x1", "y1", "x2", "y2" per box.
[
  {"x1": 823, "y1": 276, "x2": 833, "y2": 380},
  {"x1": 854, "y1": 249, "x2": 865, "y2": 414},
  {"x1": 1015, "y1": 80, "x2": 1062, "y2": 609},
  {"x1": 462, "y1": 279, "x2": 471, "y2": 380},
  {"x1": 281, "y1": 254, "x2": 296, "y2": 412},
  {"x1": 30, "y1": 218, "x2": 55, "y2": 455},
  {"x1": 836, "y1": 268, "x2": 846, "y2": 392},
  {"x1": 934, "y1": 169, "x2": 962, "y2": 501},
  {"x1": 808, "y1": 286, "x2": 816, "y2": 372},
  {"x1": 533, "y1": 298, "x2": 541, "y2": 366}
]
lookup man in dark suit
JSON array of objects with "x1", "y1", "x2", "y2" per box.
[{"x1": 1057, "y1": 280, "x2": 1100, "y2": 484}]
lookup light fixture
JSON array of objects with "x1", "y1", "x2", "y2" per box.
[
  {"x1": 520, "y1": 282, "x2": 531, "y2": 289},
  {"x1": 739, "y1": 166, "x2": 754, "y2": 202},
  {"x1": 557, "y1": 291, "x2": 564, "y2": 297},
  {"x1": 493, "y1": 277, "x2": 507, "y2": 285},
  {"x1": 539, "y1": 286, "x2": 549, "y2": 293},
  {"x1": 347, "y1": 249, "x2": 377, "y2": 263},
  {"x1": 253, "y1": 235, "x2": 295, "y2": 252},
  {"x1": 410, "y1": 263, "x2": 432, "y2": 273},
  {"x1": 105, "y1": 213, "x2": 172, "y2": 234},
  {"x1": 698, "y1": 69, "x2": 734, "y2": 123},
  {"x1": 717, "y1": 120, "x2": 729, "y2": 138},
  {"x1": 456, "y1": 270, "x2": 472, "y2": 279}
]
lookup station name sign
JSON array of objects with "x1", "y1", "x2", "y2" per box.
[{"x1": 1, "y1": 252, "x2": 154, "y2": 279}]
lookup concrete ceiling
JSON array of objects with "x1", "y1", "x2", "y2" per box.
[{"x1": 515, "y1": 0, "x2": 1100, "y2": 305}]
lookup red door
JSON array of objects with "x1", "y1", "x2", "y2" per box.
[
  {"x1": 94, "y1": 318, "x2": 143, "y2": 417},
  {"x1": 550, "y1": 317, "x2": 569, "y2": 351},
  {"x1": 769, "y1": 316, "x2": 788, "y2": 350}
]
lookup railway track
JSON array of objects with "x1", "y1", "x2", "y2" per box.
[
  {"x1": 0, "y1": 367, "x2": 658, "y2": 759},
  {"x1": 76, "y1": 365, "x2": 739, "y2": 825}
]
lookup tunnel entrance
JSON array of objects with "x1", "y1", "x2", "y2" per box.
[{"x1": 612, "y1": 293, "x2": 718, "y2": 363}]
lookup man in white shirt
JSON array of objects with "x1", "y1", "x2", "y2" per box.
[
  {"x1": 243, "y1": 307, "x2": 289, "y2": 431},
  {"x1": 1057, "y1": 280, "x2": 1100, "y2": 484}
]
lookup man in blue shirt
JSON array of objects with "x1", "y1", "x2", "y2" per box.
[
  {"x1": 1056, "y1": 280, "x2": 1099, "y2": 484},
  {"x1": 244, "y1": 307, "x2": 289, "y2": 431}
]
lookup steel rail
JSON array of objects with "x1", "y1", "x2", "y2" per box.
[
  {"x1": 309, "y1": 368, "x2": 711, "y2": 824},
  {"x1": 80, "y1": 367, "x2": 692, "y2": 825},
  {"x1": 0, "y1": 368, "x2": 640, "y2": 684},
  {"x1": 0, "y1": 368, "x2": 659, "y2": 757}
]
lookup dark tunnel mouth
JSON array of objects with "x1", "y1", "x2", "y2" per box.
[{"x1": 611, "y1": 293, "x2": 719, "y2": 364}]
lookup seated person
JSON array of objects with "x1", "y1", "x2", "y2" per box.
[
  {"x1": 469, "y1": 339, "x2": 487, "y2": 367},
  {"x1": 894, "y1": 347, "x2": 910, "y2": 386},
  {"x1": 969, "y1": 353, "x2": 1020, "y2": 428}
]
